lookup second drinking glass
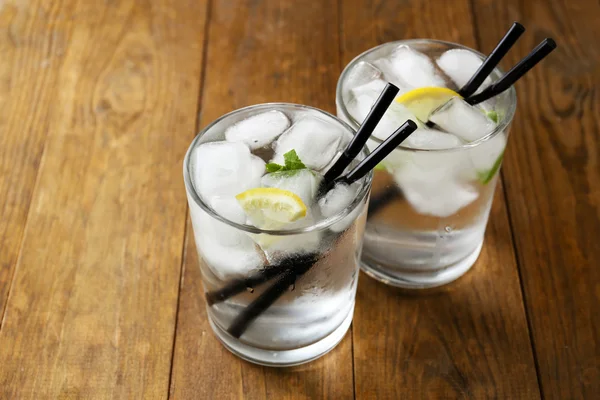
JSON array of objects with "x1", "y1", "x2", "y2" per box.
[{"x1": 337, "y1": 40, "x2": 517, "y2": 289}]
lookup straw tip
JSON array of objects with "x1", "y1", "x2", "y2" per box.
[
  {"x1": 512, "y1": 21, "x2": 526, "y2": 32},
  {"x1": 385, "y1": 82, "x2": 400, "y2": 91},
  {"x1": 545, "y1": 38, "x2": 557, "y2": 49},
  {"x1": 404, "y1": 119, "x2": 418, "y2": 130}
]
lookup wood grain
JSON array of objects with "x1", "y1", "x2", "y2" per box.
[
  {"x1": 0, "y1": 0, "x2": 595, "y2": 397},
  {"x1": 169, "y1": 1, "x2": 354, "y2": 399},
  {"x1": 0, "y1": 0, "x2": 68, "y2": 324},
  {"x1": 471, "y1": 0, "x2": 600, "y2": 398},
  {"x1": 341, "y1": 0, "x2": 541, "y2": 397},
  {"x1": 0, "y1": 0, "x2": 207, "y2": 398}
]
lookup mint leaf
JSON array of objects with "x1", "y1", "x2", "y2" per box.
[
  {"x1": 486, "y1": 110, "x2": 499, "y2": 124},
  {"x1": 265, "y1": 150, "x2": 307, "y2": 174},
  {"x1": 265, "y1": 163, "x2": 284, "y2": 173},
  {"x1": 283, "y1": 150, "x2": 306, "y2": 170}
]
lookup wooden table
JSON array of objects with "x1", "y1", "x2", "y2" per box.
[{"x1": 1, "y1": 0, "x2": 598, "y2": 398}]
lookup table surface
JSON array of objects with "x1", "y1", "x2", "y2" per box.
[{"x1": 0, "y1": 0, "x2": 598, "y2": 398}]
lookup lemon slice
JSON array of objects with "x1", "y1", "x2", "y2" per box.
[
  {"x1": 396, "y1": 87, "x2": 461, "y2": 122},
  {"x1": 236, "y1": 187, "x2": 307, "y2": 229}
]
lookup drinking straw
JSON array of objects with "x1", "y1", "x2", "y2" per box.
[
  {"x1": 323, "y1": 83, "x2": 399, "y2": 183},
  {"x1": 466, "y1": 38, "x2": 557, "y2": 105},
  {"x1": 227, "y1": 256, "x2": 316, "y2": 338},
  {"x1": 205, "y1": 253, "x2": 318, "y2": 306},
  {"x1": 458, "y1": 22, "x2": 525, "y2": 98},
  {"x1": 425, "y1": 22, "x2": 524, "y2": 128},
  {"x1": 332, "y1": 120, "x2": 418, "y2": 187}
]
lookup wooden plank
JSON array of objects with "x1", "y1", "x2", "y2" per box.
[
  {"x1": 169, "y1": 1, "x2": 354, "y2": 399},
  {"x1": 0, "y1": 1, "x2": 65, "y2": 321},
  {"x1": 471, "y1": 0, "x2": 600, "y2": 398},
  {"x1": 0, "y1": 0, "x2": 208, "y2": 398},
  {"x1": 341, "y1": 0, "x2": 541, "y2": 398}
]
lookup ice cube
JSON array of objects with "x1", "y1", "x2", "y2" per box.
[
  {"x1": 429, "y1": 97, "x2": 496, "y2": 142},
  {"x1": 372, "y1": 58, "x2": 411, "y2": 89},
  {"x1": 346, "y1": 94, "x2": 376, "y2": 126},
  {"x1": 402, "y1": 128, "x2": 464, "y2": 149},
  {"x1": 393, "y1": 167, "x2": 479, "y2": 218},
  {"x1": 208, "y1": 196, "x2": 247, "y2": 244},
  {"x1": 319, "y1": 182, "x2": 362, "y2": 232},
  {"x1": 197, "y1": 233, "x2": 266, "y2": 279},
  {"x1": 347, "y1": 79, "x2": 387, "y2": 121},
  {"x1": 249, "y1": 213, "x2": 322, "y2": 259},
  {"x1": 392, "y1": 153, "x2": 478, "y2": 217},
  {"x1": 272, "y1": 117, "x2": 344, "y2": 171},
  {"x1": 225, "y1": 110, "x2": 290, "y2": 150},
  {"x1": 263, "y1": 230, "x2": 322, "y2": 257},
  {"x1": 346, "y1": 78, "x2": 418, "y2": 142},
  {"x1": 436, "y1": 49, "x2": 492, "y2": 90},
  {"x1": 187, "y1": 194, "x2": 266, "y2": 279},
  {"x1": 261, "y1": 169, "x2": 322, "y2": 206},
  {"x1": 347, "y1": 88, "x2": 415, "y2": 142},
  {"x1": 194, "y1": 195, "x2": 249, "y2": 247},
  {"x1": 350, "y1": 79, "x2": 388, "y2": 100},
  {"x1": 372, "y1": 102, "x2": 417, "y2": 141},
  {"x1": 384, "y1": 45, "x2": 446, "y2": 88},
  {"x1": 345, "y1": 62, "x2": 383, "y2": 95},
  {"x1": 239, "y1": 289, "x2": 353, "y2": 347},
  {"x1": 319, "y1": 183, "x2": 357, "y2": 218},
  {"x1": 193, "y1": 141, "x2": 256, "y2": 199},
  {"x1": 250, "y1": 154, "x2": 266, "y2": 181}
]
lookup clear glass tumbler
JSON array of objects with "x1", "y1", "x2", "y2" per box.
[
  {"x1": 336, "y1": 40, "x2": 517, "y2": 288},
  {"x1": 183, "y1": 104, "x2": 372, "y2": 366}
]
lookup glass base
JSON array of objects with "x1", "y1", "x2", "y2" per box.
[
  {"x1": 209, "y1": 305, "x2": 354, "y2": 367},
  {"x1": 361, "y1": 241, "x2": 483, "y2": 289}
]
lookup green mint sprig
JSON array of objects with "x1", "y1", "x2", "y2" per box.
[{"x1": 265, "y1": 150, "x2": 307, "y2": 173}]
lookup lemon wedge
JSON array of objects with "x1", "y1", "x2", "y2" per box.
[
  {"x1": 236, "y1": 187, "x2": 307, "y2": 229},
  {"x1": 395, "y1": 87, "x2": 461, "y2": 122}
]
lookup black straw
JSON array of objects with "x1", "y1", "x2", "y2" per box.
[
  {"x1": 458, "y1": 22, "x2": 525, "y2": 98},
  {"x1": 466, "y1": 38, "x2": 557, "y2": 105},
  {"x1": 334, "y1": 120, "x2": 418, "y2": 187},
  {"x1": 205, "y1": 253, "x2": 316, "y2": 305},
  {"x1": 323, "y1": 83, "x2": 400, "y2": 183},
  {"x1": 228, "y1": 269, "x2": 298, "y2": 338},
  {"x1": 227, "y1": 253, "x2": 318, "y2": 338}
]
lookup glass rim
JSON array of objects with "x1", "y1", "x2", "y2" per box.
[
  {"x1": 183, "y1": 102, "x2": 373, "y2": 236},
  {"x1": 336, "y1": 38, "x2": 518, "y2": 153}
]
